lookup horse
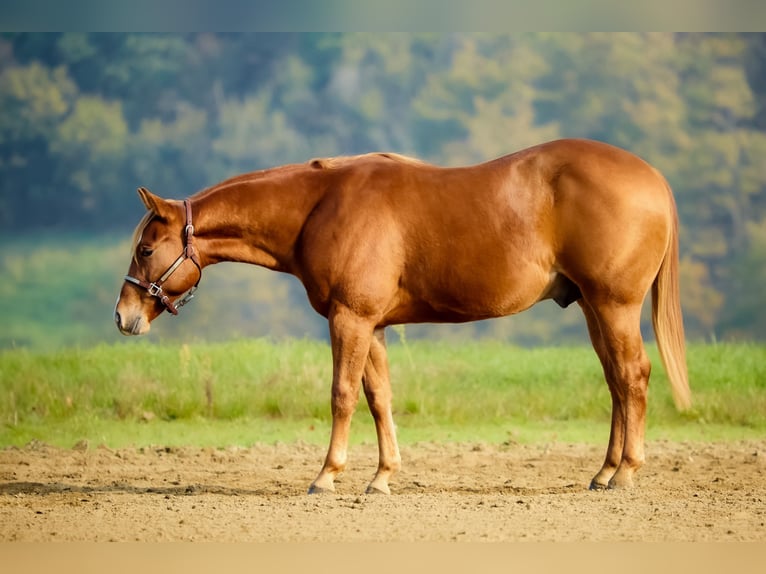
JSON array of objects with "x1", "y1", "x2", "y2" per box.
[{"x1": 114, "y1": 138, "x2": 690, "y2": 493}]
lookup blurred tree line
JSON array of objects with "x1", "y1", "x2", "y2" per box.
[{"x1": 1, "y1": 33, "x2": 765, "y2": 344}]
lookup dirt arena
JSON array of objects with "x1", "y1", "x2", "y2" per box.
[{"x1": 1, "y1": 439, "x2": 764, "y2": 542}]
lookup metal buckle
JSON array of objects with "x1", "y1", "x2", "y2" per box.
[
  {"x1": 148, "y1": 282, "x2": 163, "y2": 297},
  {"x1": 174, "y1": 286, "x2": 197, "y2": 309}
]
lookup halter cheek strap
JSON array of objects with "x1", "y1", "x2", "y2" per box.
[{"x1": 124, "y1": 199, "x2": 202, "y2": 315}]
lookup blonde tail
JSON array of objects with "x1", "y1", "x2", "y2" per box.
[{"x1": 652, "y1": 186, "x2": 691, "y2": 410}]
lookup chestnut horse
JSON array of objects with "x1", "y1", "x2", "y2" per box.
[{"x1": 115, "y1": 138, "x2": 690, "y2": 493}]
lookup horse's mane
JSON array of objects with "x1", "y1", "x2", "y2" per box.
[
  {"x1": 129, "y1": 211, "x2": 155, "y2": 261},
  {"x1": 202, "y1": 153, "x2": 426, "y2": 193},
  {"x1": 308, "y1": 152, "x2": 428, "y2": 170},
  {"x1": 192, "y1": 163, "x2": 310, "y2": 201},
  {"x1": 132, "y1": 154, "x2": 429, "y2": 247}
]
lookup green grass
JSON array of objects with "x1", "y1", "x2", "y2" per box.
[{"x1": 1, "y1": 339, "x2": 764, "y2": 448}]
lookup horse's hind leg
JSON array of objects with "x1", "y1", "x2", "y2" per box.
[
  {"x1": 581, "y1": 298, "x2": 651, "y2": 489},
  {"x1": 362, "y1": 327, "x2": 402, "y2": 494},
  {"x1": 579, "y1": 299, "x2": 624, "y2": 489}
]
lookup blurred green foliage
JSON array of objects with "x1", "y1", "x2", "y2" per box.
[{"x1": 1, "y1": 33, "x2": 766, "y2": 347}]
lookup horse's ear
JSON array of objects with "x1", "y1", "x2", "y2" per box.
[{"x1": 137, "y1": 187, "x2": 174, "y2": 219}]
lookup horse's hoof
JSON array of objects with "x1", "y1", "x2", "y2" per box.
[
  {"x1": 365, "y1": 484, "x2": 390, "y2": 495},
  {"x1": 589, "y1": 479, "x2": 610, "y2": 491},
  {"x1": 307, "y1": 484, "x2": 334, "y2": 495},
  {"x1": 607, "y1": 477, "x2": 634, "y2": 490}
]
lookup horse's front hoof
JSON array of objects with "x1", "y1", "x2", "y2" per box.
[
  {"x1": 589, "y1": 479, "x2": 610, "y2": 491},
  {"x1": 607, "y1": 465, "x2": 636, "y2": 489},
  {"x1": 365, "y1": 483, "x2": 390, "y2": 495},
  {"x1": 607, "y1": 476, "x2": 635, "y2": 489},
  {"x1": 308, "y1": 484, "x2": 334, "y2": 495}
]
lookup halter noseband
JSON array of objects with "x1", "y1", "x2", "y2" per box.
[{"x1": 124, "y1": 199, "x2": 202, "y2": 315}]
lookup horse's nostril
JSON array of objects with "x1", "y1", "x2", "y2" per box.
[{"x1": 114, "y1": 311, "x2": 121, "y2": 327}]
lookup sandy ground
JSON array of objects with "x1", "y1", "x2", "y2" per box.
[{"x1": 1, "y1": 439, "x2": 764, "y2": 542}]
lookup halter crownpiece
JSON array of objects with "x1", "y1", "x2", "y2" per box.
[{"x1": 123, "y1": 198, "x2": 202, "y2": 315}]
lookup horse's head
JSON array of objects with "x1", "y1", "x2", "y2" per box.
[{"x1": 114, "y1": 187, "x2": 201, "y2": 335}]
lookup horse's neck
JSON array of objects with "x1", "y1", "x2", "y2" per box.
[{"x1": 193, "y1": 171, "x2": 320, "y2": 273}]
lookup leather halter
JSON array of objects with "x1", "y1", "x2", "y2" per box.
[{"x1": 124, "y1": 199, "x2": 202, "y2": 315}]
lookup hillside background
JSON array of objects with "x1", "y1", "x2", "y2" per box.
[{"x1": 1, "y1": 33, "x2": 765, "y2": 349}]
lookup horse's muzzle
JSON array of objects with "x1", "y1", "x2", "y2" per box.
[{"x1": 114, "y1": 309, "x2": 149, "y2": 336}]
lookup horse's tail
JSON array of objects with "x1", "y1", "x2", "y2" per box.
[{"x1": 652, "y1": 181, "x2": 691, "y2": 410}]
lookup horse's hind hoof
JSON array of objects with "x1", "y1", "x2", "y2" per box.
[{"x1": 589, "y1": 480, "x2": 610, "y2": 491}]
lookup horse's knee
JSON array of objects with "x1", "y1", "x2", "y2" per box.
[{"x1": 331, "y1": 384, "x2": 360, "y2": 418}]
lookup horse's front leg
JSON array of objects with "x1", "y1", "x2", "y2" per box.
[
  {"x1": 362, "y1": 327, "x2": 401, "y2": 494},
  {"x1": 309, "y1": 304, "x2": 374, "y2": 494}
]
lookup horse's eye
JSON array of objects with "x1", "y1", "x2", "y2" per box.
[{"x1": 140, "y1": 247, "x2": 154, "y2": 258}]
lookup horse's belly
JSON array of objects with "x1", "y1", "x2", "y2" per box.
[{"x1": 389, "y1": 264, "x2": 551, "y2": 324}]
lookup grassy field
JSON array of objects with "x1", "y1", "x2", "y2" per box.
[{"x1": 1, "y1": 339, "x2": 764, "y2": 448}]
